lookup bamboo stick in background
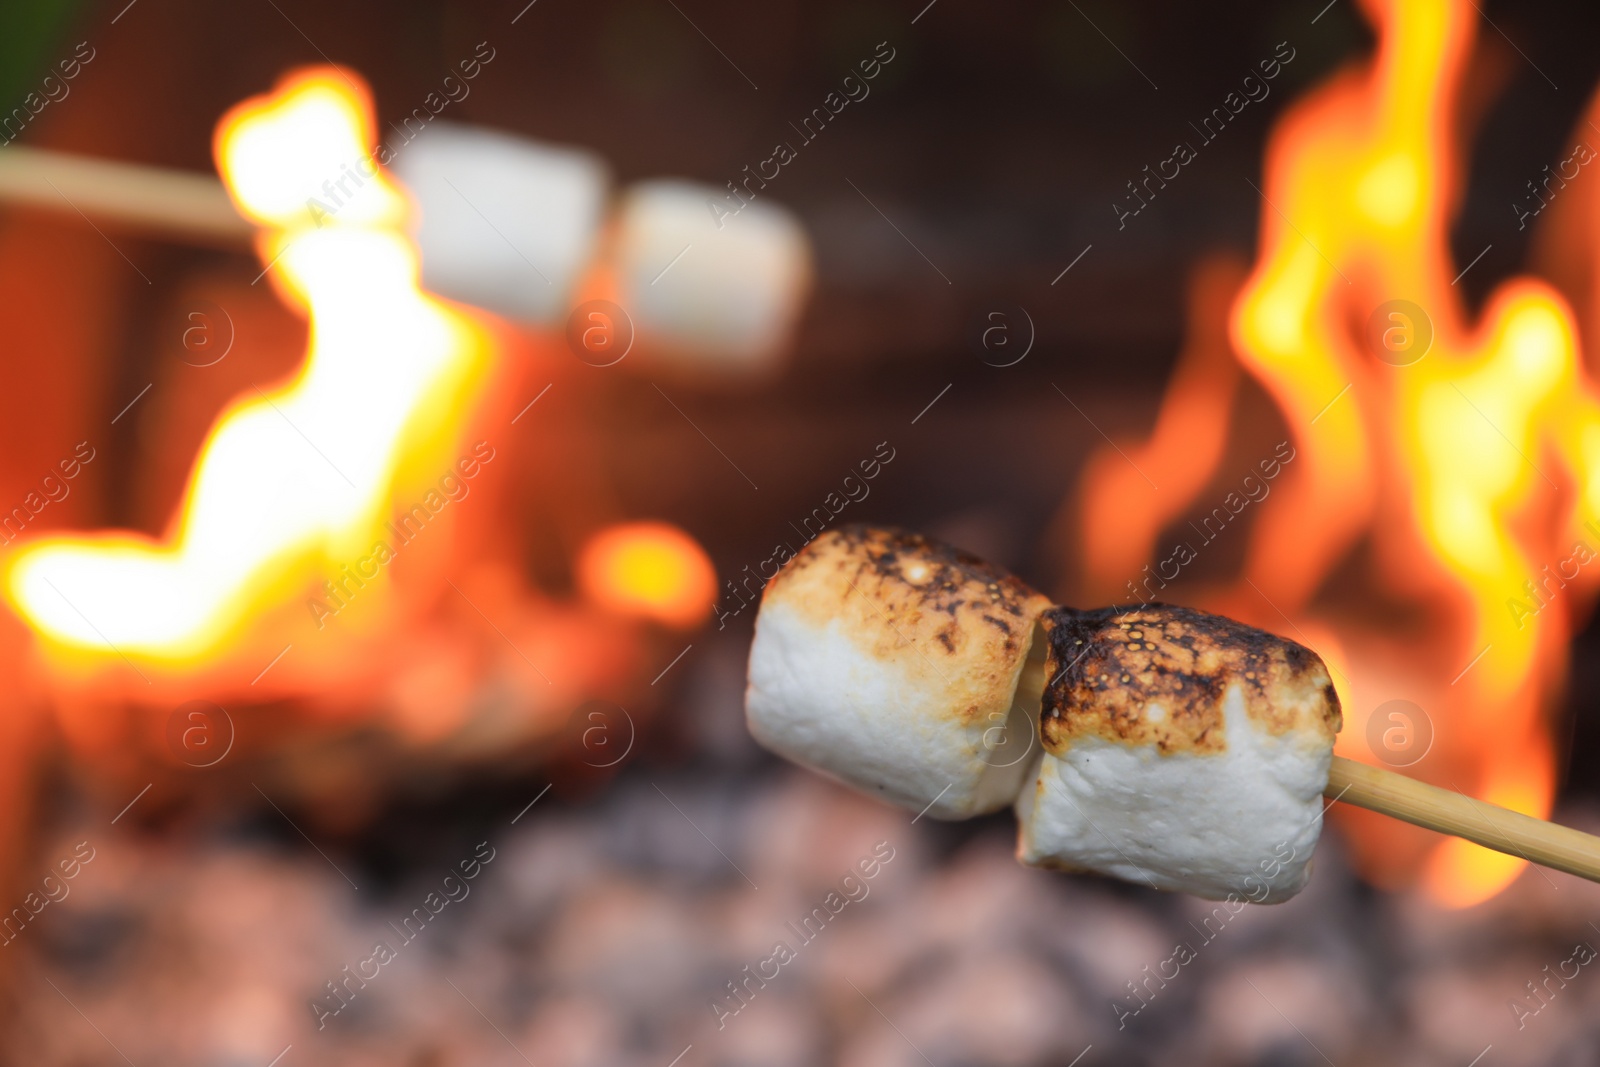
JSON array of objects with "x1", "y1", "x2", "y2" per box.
[{"x1": 0, "y1": 145, "x2": 252, "y2": 245}]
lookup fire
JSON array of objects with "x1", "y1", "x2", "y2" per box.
[
  {"x1": 3, "y1": 69, "x2": 493, "y2": 671},
  {"x1": 578, "y1": 522, "x2": 716, "y2": 630},
  {"x1": 1073, "y1": 0, "x2": 1600, "y2": 905}
]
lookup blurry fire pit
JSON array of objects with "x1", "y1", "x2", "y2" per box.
[{"x1": 3, "y1": 0, "x2": 1600, "y2": 1065}]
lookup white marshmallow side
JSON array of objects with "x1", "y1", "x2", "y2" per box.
[
  {"x1": 613, "y1": 180, "x2": 811, "y2": 375},
  {"x1": 397, "y1": 121, "x2": 608, "y2": 323},
  {"x1": 747, "y1": 598, "x2": 1036, "y2": 820},
  {"x1": 1016, "y1": 682, "x2": 1330, "y2": 902}
]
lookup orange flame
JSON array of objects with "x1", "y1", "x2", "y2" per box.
[
  {"x1": 2, "y1": 69, "x2": 494, "y2": 673},
  {"x1": 1074, "y1": 0, "x2": 1600, "y2": 905}
]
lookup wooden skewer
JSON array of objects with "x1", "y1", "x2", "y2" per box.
[
  {"x1": 0, "y1": 145, "x2": 250, "y2": 246},
  {"x1": 1325, "y1": 755, "x2": 1600, "y2": 885}
]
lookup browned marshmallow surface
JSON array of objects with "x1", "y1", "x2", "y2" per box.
[{"x1": 746, "y1": 526, "x2": 1050, "y2": 819}]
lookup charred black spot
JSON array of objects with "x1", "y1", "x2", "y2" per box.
[
  {"x1": 1186, "y1": 670, "x2": 1224, "y2": 705},
  {"x1": 1284, "y1": 642, "x2": 1314, "y2": 671},
  {"x1": 1042, "y1": 604, "x2": 1138, "y2": 692}
]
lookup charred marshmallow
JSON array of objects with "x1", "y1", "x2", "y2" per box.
[
  {"x1": 1015, "y1": 604, "x2": 1341, "y2": 902},
  {"x1": 745, "y1": 526, "x2": 1049, "y2": 820}
]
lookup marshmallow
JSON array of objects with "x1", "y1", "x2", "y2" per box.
[
  {"x1": 745, "y1": 526, "x2": 1049, "y2": 820},
  {"x1": 613, "y1": 180, "x2": 811, "y2": 376},
  {"x1": 396, "y1": 121, "x2": 609, "y2": 324},
  {"x1": 1015, "y1": 605, "x2": 1341, "y2": 902}
]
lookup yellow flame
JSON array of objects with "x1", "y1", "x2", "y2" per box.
[
  {"x1": 577, "y1": 522, "x2": 716, "y2": 630},
  {"x1": 1077, "y1": 0, "x2": 1600, "y2": 905},
  {"x1": 3, "y1": 69, "x2": 493, "y2": 666}
]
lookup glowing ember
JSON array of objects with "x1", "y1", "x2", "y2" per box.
[
  {"x1": 578, "y1": 521, "x2": 715, "y2": 629},
  {"x1": 3, "y1": 69, "x2": 493, "y2": 668},
  {"x1": 1074, "y1": 0, "x2": 1600, "y2": 905}
]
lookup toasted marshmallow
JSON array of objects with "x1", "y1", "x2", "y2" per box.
[
  {"x1": 397, "y1": 121, "x2": 609, "y2": 324},
  {"x1": 1015, "y1": 604, "x2": 1341, "y2": 902},
  {"x1": 612, "y1": 180, "x2": 811, "y2": 376},
  {"x1": 746, "y1": 526, "x2": 1050, "y2": 820}
]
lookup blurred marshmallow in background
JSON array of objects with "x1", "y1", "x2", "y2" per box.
[
  {"x1": 610, "y1": 179, "x2": 813, "y2": 378},
  {"x1": 396, "y1": 121, "x2": 610, "y2": 325},
  {"x1": 394, "y1": 123, "x2": 813, "y2": 379}
]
